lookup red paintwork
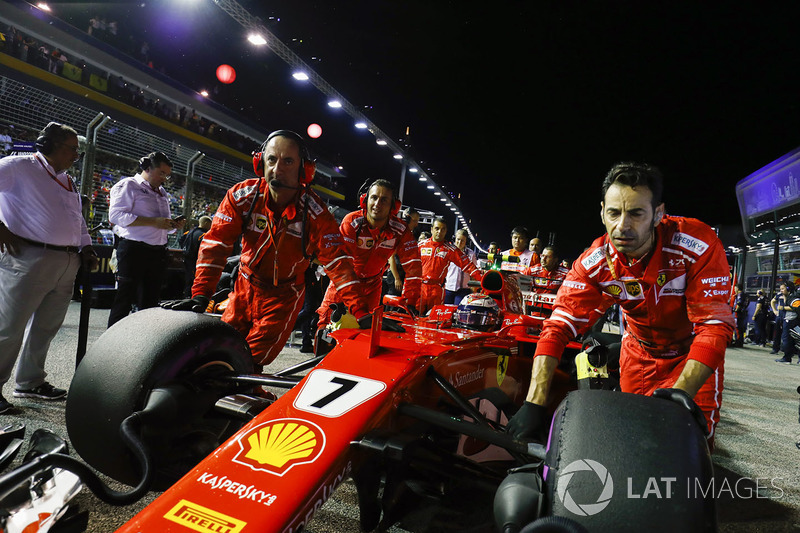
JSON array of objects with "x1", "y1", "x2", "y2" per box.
[{"x1": 116, "y1": 270, "x2": 581, "y2": 532}]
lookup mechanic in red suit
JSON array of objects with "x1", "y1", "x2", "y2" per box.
[
  {"x1": 418, "y1": 217, "x2": 480, "y2": 315},
  {"x1": 163, "y1": 130, "x2": 370, "y2": 367},
  {"x1": 508, "y1": 162, "x2": 734, "y2": 446},
  {"x1": 317, "y1": 179, "x2": 422, "y2": 331},
  {"x1": 524, "y1": 245, "x2": 569, "y2": 319}
]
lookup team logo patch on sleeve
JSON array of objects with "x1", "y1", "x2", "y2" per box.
[
  {"x1": 581, "y1": 246, "x2": 605, "y2": 270},
  {"x1": 389, "y1": 219, "x2": 405, "y2": 232},
  {"x1": 670, "y1": 232, "x2": 709, "y2": 255},
  {"x1": 305, "y1": 195, "x2": 324, "y2": 216},
  {"x1": 562, "y1": 280, "x2": 587, "y2": 290},
  {"x1": 232, "y1": 184, "x2": 256, "y2": 203}
]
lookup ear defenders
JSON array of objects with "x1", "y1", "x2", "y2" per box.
[
  {"x1": 139, "y1": 153, "x2": 154, "y2": 171},
  {"x1": 35, "y1": 122, "x2": 63, "y2": 155},
  {"x1": 359, "y1": 179, "x2": 402, "y2": 216},
  {"x1": 252, "y1": 129, "x2": 316, "y2": 185}
]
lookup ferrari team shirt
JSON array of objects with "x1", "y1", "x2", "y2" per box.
[
  {"x1": 0, "y1": 153, "x2": 90, "y2": 248},
  {"x1": 109, "y1": 173, "x2": 173, "y2": 245},
  {"x1": 535, "y1": 215, "x2": 734, "y2": 369}
]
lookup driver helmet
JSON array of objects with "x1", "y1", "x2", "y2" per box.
[{"x1": 453, "y1": 293, "x2": 502, "y2": 332}]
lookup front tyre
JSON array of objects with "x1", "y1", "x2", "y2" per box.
[{"x1": 66, "y1": 308, "x2": 253, "y2": 488}]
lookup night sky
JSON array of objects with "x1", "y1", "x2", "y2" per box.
[{"x1": 48, "y1": 1, "x2": 800, "y2": 260}]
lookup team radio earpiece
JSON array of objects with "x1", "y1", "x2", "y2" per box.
[
  {"x1": 359, "y1": 179, "x2": 402, "y2": 216},
  {"x1": 35, "y1": 122, "x2": 63, "y2": 155},
  {"x1": 252, "y1": 130, "x2": 316, "y2": 185}
]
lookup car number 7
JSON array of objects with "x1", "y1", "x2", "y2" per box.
[{"x1": 293, "y1": 369, "x2": 387, "y2": 418}]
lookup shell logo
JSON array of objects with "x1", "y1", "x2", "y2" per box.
[{"x1": 232, "y1": 419, "x2": 325, "y2": 476}]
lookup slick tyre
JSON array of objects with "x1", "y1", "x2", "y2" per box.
[
  {"x1": 543, "y1": 390, "x2": 715, "y2": 533},
  {"x1": 66, "y1": 308, "x2": 253, "y2": 488}
]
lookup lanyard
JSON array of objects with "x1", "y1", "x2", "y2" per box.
[
  {"x1": 36, "y1": 155, "x2": 73, "y2": 193},
  {"x1": 604, "y1": 242, "x2": 659, "y2": 291}
]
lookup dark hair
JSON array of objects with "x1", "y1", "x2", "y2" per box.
[
  {"x1": 38, "y1": 122, "x2": 77, "y2": 146},
  {"x1": 433, "y1": 216, "x2": 447, "y2": 227},
  {"x1": 489, "y1": 241, "x2": 499, "y2": 247},
  {"x1": 542, "y1": 245, "x2": 559, "y2": 258},
  {"x1": 602, "y1": 162, "x2": 664, "y2": 208},
  {"x1": 511, "y1": 226, "x2": 529, "y2": 240},
  {"x1": 140, "y1": 151, "x2": 172, "y2": 171}
]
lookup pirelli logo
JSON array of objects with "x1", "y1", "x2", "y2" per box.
[{"x1": 164, "y1": 499, "x2": 246, "y2": 533}]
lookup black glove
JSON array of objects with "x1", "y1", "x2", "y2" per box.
[
  {"x1": 330, "y1": 302, "x2": 348, "y2": 323},
  {"x1": 506, "y1": 401, "x2": 548, "y2": 441},
  {"x1": 407, "y1": 304, "x2": 420, "y2": 318},
  {"x1": 160, "y1": 295, "x2": 210, "y2": 313},
  {"x1": 652, "y1": 388, "x2": 709, "y2": 436}
]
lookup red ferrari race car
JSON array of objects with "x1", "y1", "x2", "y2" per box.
[{"x1": 0, "y1": 264, "x2": 715, "y2": 533}]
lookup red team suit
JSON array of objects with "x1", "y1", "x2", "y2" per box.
[
  {"x1": 317, "y1": 210, "x2": 422, "y2": 328},
  {"x1": 193, "y1": 179, "x2": 367, "y2": 365},
  {"x1": 534, "y1": 215, "x2": 734, "y2": 437},
  {"x1": 418, "y1": 238, "x2": 480, "y2": 313},
  {"x1": 524, "y1": 263, "x2": 569, "y2": 319}
]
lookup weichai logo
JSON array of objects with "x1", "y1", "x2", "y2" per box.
[
  {"x1": 163, "y1": 499, "x2": 246, "y2": 533},
  {"x1": 232, "y1": 418, "x2": 325, "y2": 476}
]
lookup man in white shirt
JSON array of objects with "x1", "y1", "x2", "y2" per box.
[
  {"x1": 444, "y1": 229, "x2": 476, "y2": 305},
  {"x1": 0, "y1": 122, "x2": 97, "y2": 412},
  {"x1": 107, "y1": 152, "x2": 184, "y2": 327}
]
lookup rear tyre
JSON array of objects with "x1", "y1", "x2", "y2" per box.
[{"x1": 66, "y1": 308, "x2": 253, "y2": 488}]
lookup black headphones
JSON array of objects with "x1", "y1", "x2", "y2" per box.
[
  {"x1": 35, "y1": 122, "x2": 63, "y2": 155},
  {"x1": 252, "y1": 130, "x2": 316, "y2": 184}
]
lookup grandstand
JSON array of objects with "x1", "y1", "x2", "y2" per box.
[{"x1": 0, "y1": 0, "x2": 348, "y2": 248}]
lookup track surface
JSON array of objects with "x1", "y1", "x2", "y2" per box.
[{"x1": 1, "y1": 302, "x2": 798, "y2": 532}]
